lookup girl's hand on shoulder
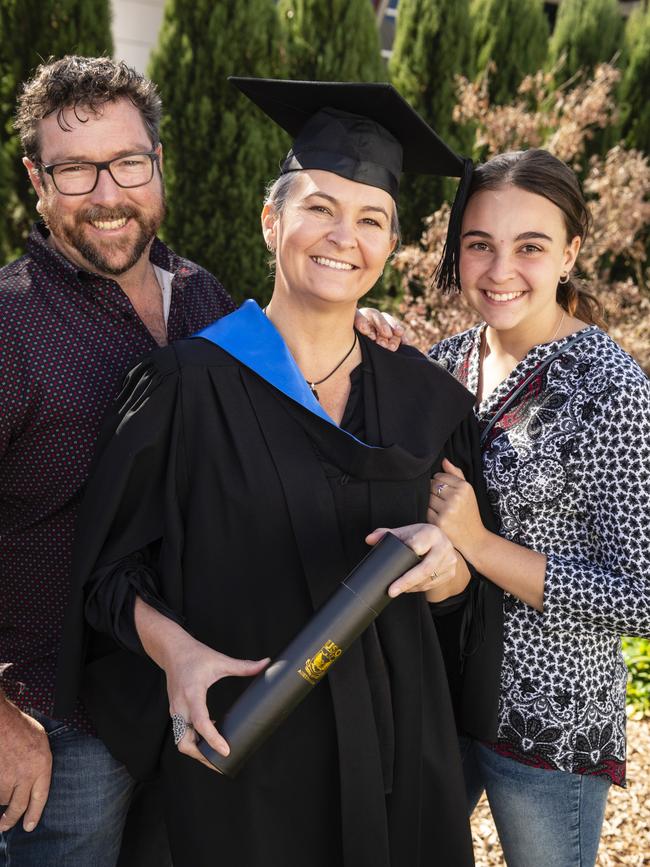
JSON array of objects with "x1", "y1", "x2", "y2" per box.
[
  {"x1": 429, "y1": 459, "x2": 486, "y2": 560},
  {"x1": 354, "y1": 307, "x2": 408, "y2": 352}
]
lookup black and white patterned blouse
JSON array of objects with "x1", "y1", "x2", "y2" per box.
[{"x1": 429, "y1": 325, "x2": 650, "y2": 786}]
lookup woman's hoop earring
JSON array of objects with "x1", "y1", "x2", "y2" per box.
[{"x1": 559, "y1": 272, "x2": 570, "y2": 284}]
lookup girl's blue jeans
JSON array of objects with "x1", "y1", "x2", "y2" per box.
[{"x1": 461, "y1": 736, "x2": 611, "y2": 867}]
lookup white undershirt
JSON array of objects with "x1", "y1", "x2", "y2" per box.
[{"x1": 153, "y1": 264, "x2": 174, "y2": 326}]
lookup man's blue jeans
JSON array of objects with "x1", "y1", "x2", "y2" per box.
[
  {"x1": 0, "y1": 711, "x2": 135, "y2": 867},
  {"x1": 461, "y1": 737, "x2": 611, "y2": 867}
]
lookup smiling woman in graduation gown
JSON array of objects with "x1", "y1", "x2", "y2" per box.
[{"x1": 56, "y1": 79, "x2": 502, "y2": 867}]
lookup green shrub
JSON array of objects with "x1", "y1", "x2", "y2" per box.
[
  {"x1": 389, "y1": 0, "x2": 473, "y2": 243},
  {"x1": 548, "y1": 0, "x2": 623, "y2": 85},
  {"x1": 0, "y1": 0, "x2": 113, "y2": 264},
  {"x1": 623, "y1": 637, "x2": 650, "y2": 720},
  {"x1": 148, "y1": 0, "x2": 286, "y2": 304},
  {"x1": 620, "y1": 4, "x2": 650, "y2": 155},
  {"x1": 470, "y1": 0, "x2": 549, "y2": 105},
  {"x1": 278, "y1": 0, "x2": 383, "y2": 82}
]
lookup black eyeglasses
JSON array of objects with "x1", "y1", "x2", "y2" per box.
[{"x1": 39, "y1": 151, "x2": 160, "y2": 196}]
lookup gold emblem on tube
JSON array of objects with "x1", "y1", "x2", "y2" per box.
[{"x1": 298, "y1": 640, "x2": 343, "y2": 685}]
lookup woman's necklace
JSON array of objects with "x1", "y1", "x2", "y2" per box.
[
  {"x1": 548, "y1": 310, "x2": 566, "y2": 343},
  {"x1": 478, "y1": 309, "x2": 565, "y2": 399},
  {"x1": 263, "y1": 306, "x2": 358, "y2": 402},
  {"x1": 481, "y1": 308, "x2": 566, "y2": 362},
  {"x1": 306, "y1": 332, "x2": 358, "y2": 401}
]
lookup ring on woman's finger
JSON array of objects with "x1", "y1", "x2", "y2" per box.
[
  {"x1": 171, "y1": 713, "x2": 193, "y2": 745},
  {"x1": 430, "y1": 570, "x2": 439, "y2": 580},
  {"x1": 435, "y1": 483, "x2": 448, "y2": 498}
]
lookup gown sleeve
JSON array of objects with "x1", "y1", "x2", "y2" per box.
[
  {"x1": 84, "y1": 545, "x2": 184, "y2": 655},
  {"x1": 75, "y1": 347, "x2": 187, "y2": 658},
  {"x1": 543, "y1": 379, "x2": 650, "y2": 637},
  {"x1": 428, "y1": 408, "x2": 503, "y2": 740},
  {"x1": 429, "y1": 406, "x2": 498, "y2": 618}
]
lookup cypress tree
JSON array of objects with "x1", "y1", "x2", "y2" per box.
[
  {"x1": 278, "y1": 0, "x2": 384, "y2": 82},
  {"x1": 620, "y1": 4, "x2": 650, "y2": 155},
  {"x1": 149, "y1": 0, "x2": 286, "y2": 305},
  {"x1": 389, "y1": 0, "x2": 473, "y2": 243},
  {"x1": 470, "y1": 0, "x2": 549, "y2": 104},
  {"x1": 0, "y1": 0, "x2": 113, "y2": 263},
  {"x1": 548, "y1": 0, "x2": 623, "y2": 85}
]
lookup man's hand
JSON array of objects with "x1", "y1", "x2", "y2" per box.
[{"x1": 0, "y1": 698, "x2": 52, "y2": 833}]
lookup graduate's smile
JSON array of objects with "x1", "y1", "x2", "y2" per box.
[{"x1": 310, "y1": 255, "x2": 358, "y2": 272}]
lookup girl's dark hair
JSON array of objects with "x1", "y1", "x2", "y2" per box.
[{"x1": 438, "y1": 149, "x2": 605, "y2": 327}]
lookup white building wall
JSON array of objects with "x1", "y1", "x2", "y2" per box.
[{"x1": 111, "y1": 0, "x2": 166, "y2": 74}]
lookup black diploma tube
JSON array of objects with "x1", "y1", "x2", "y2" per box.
[{"x1": 197, "y1": 532, "x2": 419, "y2": 777}]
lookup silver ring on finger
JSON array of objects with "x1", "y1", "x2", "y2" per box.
[
  {"x1": 435, "y1": 483, "x2": 448, "y2": 498},
  {"x1": 171, "y1": 713, "x2": 193, "y2": 746}
]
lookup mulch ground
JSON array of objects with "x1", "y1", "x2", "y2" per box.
[{"x1": 471, "y1": 719, "x2": 650, "y2": 866}]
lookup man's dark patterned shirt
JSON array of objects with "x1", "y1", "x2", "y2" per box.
[{"x1": 0, "y1": 223, "x2": 235, "y2": 732}]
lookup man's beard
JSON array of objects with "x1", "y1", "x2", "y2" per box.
[{"x1": 41, "y1": 192, "x2": 167, "y2": 276}]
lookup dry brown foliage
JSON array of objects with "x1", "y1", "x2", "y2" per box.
[
  {"x1": 394, "y1": 63, "x2": 650, "y2": 372},
  {"x1": 453, "y1": 62, "x2": 621, "y2": 163}
]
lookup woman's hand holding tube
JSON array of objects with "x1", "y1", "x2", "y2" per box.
[
  {"x1": 134, "y1": 597, "x2": 269, "y2": 771},
  {"x1": 365, "y1": 524, "x2": 467, "y2": 602}
]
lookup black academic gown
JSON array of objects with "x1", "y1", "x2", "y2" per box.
[{"x1": 56, "y1": 302, "x2": 502, "y2": 867}]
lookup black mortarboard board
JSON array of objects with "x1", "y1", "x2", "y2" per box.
[{"x1": 230, "y1": 76, "x2": 473, "y2": 292}]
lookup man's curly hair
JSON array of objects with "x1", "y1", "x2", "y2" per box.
[{"x1": 15, "y1": 55, "x2": 162, "y2": 162}]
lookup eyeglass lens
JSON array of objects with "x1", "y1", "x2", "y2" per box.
[{"x1": 52, "y1": 154, "x2": 154, "y2": 194}]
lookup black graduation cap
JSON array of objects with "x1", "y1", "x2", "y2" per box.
[{"x1": 230, "y1": 77, "x2": 472, "y2": 292}]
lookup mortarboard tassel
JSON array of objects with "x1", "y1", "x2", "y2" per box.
[{"x1": 434, "y1": 157, "x2": 474, "y2": 294}]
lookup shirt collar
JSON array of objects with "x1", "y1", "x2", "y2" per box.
[{"x1": 27, "y1": 221, "x2": 90, "y2": 283}]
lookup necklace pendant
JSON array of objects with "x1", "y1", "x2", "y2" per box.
[{"x1": 304, "y1": 331, "x2": 357, "y2": 403}]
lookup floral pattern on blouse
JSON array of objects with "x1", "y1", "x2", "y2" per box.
[{"x1": 430, "y1": 325, "x2": 650, "y2": 786}]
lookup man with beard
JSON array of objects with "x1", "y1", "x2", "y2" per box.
[{"x1": 0, "y1": 56, "x2": 234, "y2": 866}]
